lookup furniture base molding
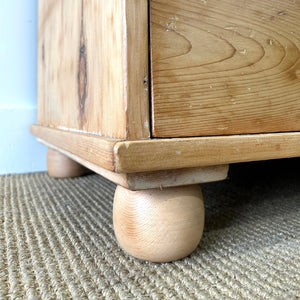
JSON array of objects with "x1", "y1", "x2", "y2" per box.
[
  {"x1": 113, "y1": 184, "x2": 205, "y2": 262},
  {"x1": 114, "y1": 132, "x2": 300, "y2": 173},
  {"x1": 31, "y1": 125, "x2": 300, "y2": 174},
  {"x1": 39, "y1": 141, "x2": 229, "y2": 190}
]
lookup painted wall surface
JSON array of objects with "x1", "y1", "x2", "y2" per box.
[{"x1": 0, "y1": 0, "x2": 47, "y2": 174}]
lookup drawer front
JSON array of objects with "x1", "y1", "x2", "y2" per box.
[{"x1": 150, "y1": 0, "x2": 300, "y2": 137}]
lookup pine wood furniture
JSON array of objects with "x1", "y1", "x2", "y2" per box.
[{"x1": 31, "y1": 0, "x2": 300, "y2": 262}]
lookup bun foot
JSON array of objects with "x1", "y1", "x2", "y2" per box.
[
  {"x1": 47, "y1": 148, "x2": 89, "y2": 178},
  {"x1": 113, "y1": 185, "x2": 205, "y2": 262}
]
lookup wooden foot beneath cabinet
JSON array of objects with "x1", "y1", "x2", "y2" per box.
[
  {"x1": 47, "y1": 148, "x2": 89, "y2": 178},
  {"x1": 113, "y1": 185, "x2": 205, "y2": 262}
]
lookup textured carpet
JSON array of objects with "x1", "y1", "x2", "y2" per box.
[{"x1": 0, "y1": 159, "x2": 299, "y2": 299}]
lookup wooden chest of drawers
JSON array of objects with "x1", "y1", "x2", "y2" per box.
[{"x1": 31, "y1": 0, "x2": 300, "y2": 262}]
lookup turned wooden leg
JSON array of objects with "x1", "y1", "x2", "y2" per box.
[
  {"x1": 113, "y1": 185, "x2": 205, "y2": 262},
  {"x1": 47, "y1": 148, "x2": 89, "y2": 178}
]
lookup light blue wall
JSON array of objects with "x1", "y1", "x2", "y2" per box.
[{"x1": 0, "y1": 0, "x2": 47, "y2": 174}]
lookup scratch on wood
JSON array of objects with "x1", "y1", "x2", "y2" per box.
[
  {"x1": 78, "y1": 0, "x2": 87, "y2": 127},
  {"x1": 278, "y1": 11, "x2": 286, "y2": 16}
]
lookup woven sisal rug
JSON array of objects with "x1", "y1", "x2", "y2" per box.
[{"x1": 0, "y1": 159, "x2": 299, "y2": 299}]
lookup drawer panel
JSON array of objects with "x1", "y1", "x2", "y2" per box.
[{"x1": 150, "y1": 0, "x2": 300, "y2": 137}]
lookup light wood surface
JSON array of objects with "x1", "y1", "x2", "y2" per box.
[
  {"x1": 47, "y1": 148, "x2": 89, "y2": 178},
  {"x1": 31, "y1": 125, "x2": 118, "y2": 171},
  {"x1": 31, "y1": 125, "x2": 300, "y2": 173},
  {"x1": 39, "y1": 138, "x2": 228, "y2": 190},
  {"x1": 150, "y1": 0, "x2": 300, "y2": 137},
  {"x1": 125, "y1": 0, "x2": 150, "y2": 140},
  {"x1": 114, "y1": 132, "x2": 300, "y2": 172},
  {"x1": 113, "y1": 185, "x2": 205, "y2": 262},
  {"x1": 39, "y1": 139, "x2": 129, "y2": 187},
  {"x1": 126, "y1": 165, "x2": 228, "y2": 190},
  {"x1": 38, "y1": 0, "x2": 149, "y2": 140}
]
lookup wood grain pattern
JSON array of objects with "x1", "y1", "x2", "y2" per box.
[
  {"x1": 39, "y1": 139, "x2": 129, "y2": 187},
  {"x1": 150, "y1": 0, "x2": 300, "y2": 137},
  {"x1": 113, "y1": 185, "x2": 204, "y2": 262},
  {"x1": 125, "y1": 0, "x2": 151, "y2": 139},
  {"x1": 126, "y1": 164, "x2": 228, "y2": 190},
  {"x1": 47, "y1": 148, "x2": 89, "y2": 178},
  {"x1": 114, "y1": 132, "x2": 300, "y2": 172},
  {"x1": 31, "y1": 127, "x2": 300, "y2": 175},
  {"x1": 38, "y1": 0, "x2": 149, "y2": 140},
  {"x1": 39, "y1": 137, "x2": 228, "y2": 190},
  {"x1": 31, "y1": 125, "x2": 118, "y2": 171}
]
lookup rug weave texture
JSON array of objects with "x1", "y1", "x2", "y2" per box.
[{"x1": 0, "y1": 160, "x2": 299, "y2": 299}]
